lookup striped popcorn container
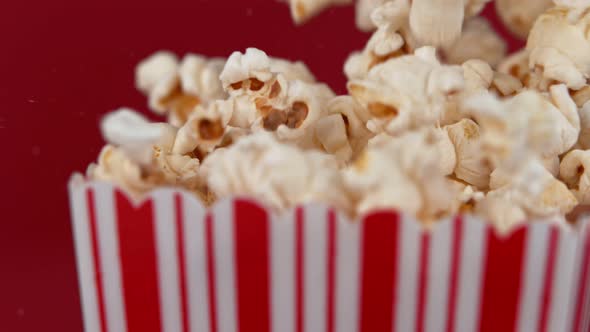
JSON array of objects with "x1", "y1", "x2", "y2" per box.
[{"x1": 69, "y1": 179, "x2": 590, "y2": 332}]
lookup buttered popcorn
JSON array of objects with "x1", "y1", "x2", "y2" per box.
[{"x1": 85, "y1": 0, "x2": 590, "y2": 230}]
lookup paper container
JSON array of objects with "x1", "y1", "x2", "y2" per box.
[{"x1": 69, "y1": 179, "x2": 590, "y2": 332}]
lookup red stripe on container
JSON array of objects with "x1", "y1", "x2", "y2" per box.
[
  {"x1": 574, "y1": 227, "x2": 590, "y2": 332},
  {"x1": 174, "y1": 195, "x2": 190, "y2": 332},
  {"x1": 416, "y1": 232, "x2": 431, "y2": 332},
  {"x1": 326, "y1": 210, "x2": 337, "y2": 332},
  {"x1": 205, "y1": 213, "x2": 217, "y2": 332},
  {"x1": 478, "y1": 226, "x2": 527, "y2": 332},
  {"x1": 87, "y1": 189, "x2": 108, "y2": 332},
  {"x1": 538, "y1": 227, "x2": 559, "y2": 332},
  {"x1": 358, "y1": 212, "x2": 400, "y2": 332},
  {"x1": 295, "y1": 208, "x2": 304, "y2": 332},
  {"x1": 445, "y1": 216, "x2": 464, "y2": 332},
  {"x1": 233, "y1": 200, "x2": 271, "y2": 332},
  {"x1": 115, "y1": 190, "x2": 162, "y2": 332}
]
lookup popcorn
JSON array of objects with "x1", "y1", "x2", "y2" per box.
[
  {"x1": 463, "y1": 86, "x2": 579, "y2": 169},
  {"x1": 348, "y1": 46, "x2": 464, "y2": 135},
  {"x1": 499, "y1": 158, "x2": 578, "y2": 217},
  {"x1": 343, "y1": 129, "x2": 460, "y2": 221},
  {"x1": 445, "y1": 119, "x2": 492, "y2": 189},
  {"x1": 136, "y1": 51, "x2": 227, "y2": 126},
  {"x1": 314, "y1": 96, "x2": 373, "y2": 164},
  {"x1": 578, "y1": 101, "x2": 590, "y2": 148},
  {"x1": 171, "y1": 107, "x2": 227, "y2": 156},
  {"x1": 100, "y1": 108, "x2": 178, "y2": 166},
  {"x1": 474, "y1": 189, "x2": 527, "y2": 233},
  {"x1": 440, "y1": 17, "x2": 507, "y2": 67},
  {"x1": 84, "y1": 0, "x2": 590, "y2": 231},
  {"x1": 288, "y1": 0, "x2": 353, "y2": 24},
  {"x1": 527, "y1": 4, "x2": 590, "y2": 90},
  {"x1": 355, "y1": 0, "x2": 389, "y2": 31},
  {"x1": 409, "y1": 0, "x2": 490, "y2": 47},
  {"x1": 201, "y1": 132, "x2": 350, "y2": 213},
  {"x1": 495, "y1": 0, "x2": 553, "y2": 39},
  {"x1": 344, "y1": 1, "x2": 417, "y2": 81},
  {"x1": 560, "y1": 149, "x2": 590, "y2": 204}
]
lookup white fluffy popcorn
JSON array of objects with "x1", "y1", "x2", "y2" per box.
[
  {"x1": 349, "y1": 46, "x2": 464, "y2": 135},
  {"x1": 136, "y1": 51, "x2": 227, "y2": 126},
  {"x1": 343, "y1": 129, "x2": 460, "y2": 220},
  {"x1": 314, "y1": 96, "x2": 373, "y2": 163},
  {"x1": 201, "y1": 132, "x2": 350, "y2": 212},
  {"x1": 526, "y1": 4, "x2": 590, "y2": 90},
  {"x1": 409, "y1": 0, "x2": 490, "y2": 47}
]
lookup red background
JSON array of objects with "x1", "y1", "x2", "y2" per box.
[{"x1": 1, "y1": 1, "x2": 522, "y2": 331}]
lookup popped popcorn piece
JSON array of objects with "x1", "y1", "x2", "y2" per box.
[
  {"x1": 87, "y1": 144, "x2": 200, "y2": 199},
  {"x1": 172, "y1": 107, "x2": 227, "y2": 156},
  {"x1": 441, "y1": 17, "x2": 507, "y2": 67},
  {"x1": 136, "y1": 51, "x2": 178, "y2": 95},
  {"x1": 136, "y1": 51, "x2": 227, "y2": 126},
  {"x1": 288, "y1": 0, "x2": 353, "y2": 24},
  {"x1": 527, "y1": 5, "x2": 590, "y2": 90},
  {"x1": 344, "y1": 128, "x2": 460, "y2": 221},
  {"x1": 501, "y1": 158, "x2": 578, "y2": 217},
  {"x1": 100, "y1": 108, "x2": 178, "y2": 166},
  {"x1": 355, "y1": 0, "x2": 389, "y2": 31},
  {"x1": 463, "y1": 86, "x2": 579, "y2": 169},
  {"x1": 92, "y1": 108, "x2": 203, "y2": 197},
  {"x1": 490, "y1": 72, "x2": 523, "y2": 97},
  {"x1": 409, "y1": 0, "x2": 490, "y2": 47},
  {"x1": 498, "y1": 49, "x2": 531, "y2": 85},
  {"x1": 349, "y1": 46, "x2": 464, "y2": 135},
  {"x1": 344, "y1": 1, "x2": 416, "y2": 81},
  {"x1": 560, "y1": 149, "x2": 590, "y2": 204},
  {"x1": 445, "y1": 119, "x2": 493, "y2": 189},
  {"x1": 201, "y1": 132, "x2": 350, "y2": 213},
  {"x1": 178, "y1": 55, "x2": 227, "y2": 103},
  {"x1": 495, "y1": 0, "x2": 553, "y2": 39},
  {"x1": 314, "y1": 96, "x2": 373, "y2": 163},
  {"x1": 474, "y1": 189, "x2": 527, "y2": 233}
]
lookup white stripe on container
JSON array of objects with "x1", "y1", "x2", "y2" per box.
[
  {"x1": 425, "y1": 218, "x2": 452, "y2": 332},
  {"x1": 547, "y1": 227, "x2": 578, "y2": 332},
  {"x1": 566, "y1": 219, "x2": 590, "y2": 332},
  {"x1": 94, "y1": 183, "x2": 127, "y2": 332},
  {"x1": 153, "y1": 190, "x2": 183, "y2": 332},
  {"x1": 182, "y1": 193, "x2": 210, "y2": 332},
  {"x1": 395, "y1": 214, "x2": 420, "y2": 332},
  {"x1": 455, "y1": 215, "x2": 488, "y2": 332},
  {"x1": 69, "y1": 184, "x2": 99, "y2": 332},
  {"x1": 212, "y1": 199, "x2": 237, "y2": 332},
  {"x1": 335, "y1": 213, "x2": 360, "y2": 332},
  {"x1": 304, "y1": 205, "x2": 328, "y2": 332},
  {"x1": 271, "y1": 209, "x2": 295, "y2": 332},
  {"x1": 516, "y1": 223, "x2": 550, "y2": 332}
]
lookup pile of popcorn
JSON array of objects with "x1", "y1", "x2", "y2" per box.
[{"x1": 86, "y1": 0, "x2": 590, "y2": 231}]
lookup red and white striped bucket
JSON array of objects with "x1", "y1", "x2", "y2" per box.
[{"x1": 69, "y1": 179, "x2": 590, "y2": 332}]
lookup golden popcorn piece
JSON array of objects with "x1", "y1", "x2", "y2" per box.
[{"x1": 560, "y1": 149, "x2": 590, "y2": 204}]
